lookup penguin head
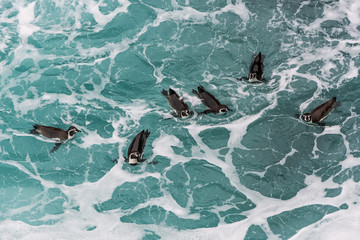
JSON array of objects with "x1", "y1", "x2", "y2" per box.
[
  {"x1": 180, "y1": 109, "x2": 191, "y2": 118},
  {"x1": 129, "y1": 152, "x2": 140, "y2": 165},
  {"x1": 67, "y1": 126, "x2": 81, "y2": 139},
  {"x1": 301, "y1": 113, "x2": 312, "y2": 122},
  {"x1": 218, "y1": 105, "x2": 232, "y2": 114}
]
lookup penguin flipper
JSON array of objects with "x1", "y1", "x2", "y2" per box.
[
  {"x1": 161, "y1": 89, "x2": 169, "y2": 98},
  {"x1": 168, "y1": 88, "x2": 176, "y2": 95},
  {"x1": 192, "y1": 89, "x2": 200, "y2": 97},
  {"x1": 198, "y1": 85, "x2": 206, "y2": 92},
  {"x1": 259, "y1": 52, "x2": 265, "y2": 62},
  {"x1": 144, "y1": 129, "x2": 150, "y2": 139},
  {"x1": 50, "y1": 142, "x2": 62, "y2": 153},
  {"x1": 237, "y1": 77, "x2": 248, "y2": 81}
]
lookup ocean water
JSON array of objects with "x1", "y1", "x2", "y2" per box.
[{"x1": 0, "y1": 0, "x2": 359, "y2": 239}]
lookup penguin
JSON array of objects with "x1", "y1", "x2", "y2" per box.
[
  {"x1": 30, "y1": 125, "x2": 81, "y2": 153},
  {"x1": 192, "y1": 85, "x2": 232, "y2": 114},
  {"x1": 301, "y1": 97, "x2": 339, "y2": 125},
  {"x1": 238, "y1": 52, "x2": 265, "y2": 82},
  {"x1": 162, "y1": 88, "x2": 192, "y2": 118},
  {"x1": 125, "y1": 129, "x2": 150, "y2": 165}
]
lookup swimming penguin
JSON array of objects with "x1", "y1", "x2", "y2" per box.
[
  {"x1": 301, "y1": 97, "x2": 339, "y2": 125},
  {"x1": 125, "y1": 129, "x2": 150, "y2": 165},
  {"x1": 192, "y1": 85, "x2": 232, "y2": 114},
  {"x1": 162, "y1": 88, "x2": 192, "y2": 118},
  {"x1": 29, "y1": 125, "x2": 81, "y2": 153},
  {"x1": 238, "y1": 52, "x2": 265, "y2": 82}
]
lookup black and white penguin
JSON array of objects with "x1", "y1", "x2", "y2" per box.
[
  {"x1": 126, "y1": 129, "x2": 150, "y2": 165},
  {"x1": 238, "y1": 52, "x2": 265, "y2": 82},
  {"x1": 30, "y1": 125, "x2": 81, "y2": 153},
  {"x1": 301, "y1": 97, "x2": 339, "y2": 125},
  {"x1": 162, "y1": 88, "x2": 191, "y2": 118},
  {"x1": 192, "y1": 85, "x2": 232, "y2": 114}
]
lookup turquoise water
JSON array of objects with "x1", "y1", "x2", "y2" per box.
[{"x1": 0, "y1": 0, "x2": 360, "y2": 239}]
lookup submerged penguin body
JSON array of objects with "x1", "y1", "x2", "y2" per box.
[
  {"x1": 162, "y1": 88, "x2": 191, "y2": 118},
  {"x1": 301, "y1": 97, "x2": 339, "y2": 124},
  {"x1": 30, "y1": 125, "x2": 81, "y2": 152},
  {"x1": 192, "y1": 85, "x2": 232, "y2": 114},
  {"x1": 127, "y1": 129, "x2": 150, "y2": 165},
  {"x1": 248, "y1": 52, "x2": 265, "y2": 82}
]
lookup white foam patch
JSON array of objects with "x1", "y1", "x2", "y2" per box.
[
  {"x1": 0, "y1": 131, "x2": 11, "y2": 141},
  {"x1": 79, "y1": 100, "x2": 153, "y2": 151},
  {"x1": 84, "y1": 0, "x2": 131, "y2": 26},
  {"x1": 151, "y1": 133, "x2": 184, "y2": 162},
  {"x1": 237, "y1": 86, "x2": 250, "y2": 97},
  {"x1": 80, "y1": 130, "x2": 121, "y2": 148},
  {"x1": 17, "y1": 2, "x2": 40, "y2": 40},
  {"x1": 292, "y1": 181, "x2": 360, "y2": 240},
  {"x1": 0, "y1": 3, "x2": 15, "y2": 52},
  {"x1": 218, "y1": 1, "x2": 251, "y2": 22},
  {"x1": 144, "y1": 1, "x2": 250, "y2": 29},
  {"x1": 0, "y1": 158, "x2": 162, "y2": 239},
  {"x1": 270, "y1": 0, "x2": 360, "y2": 116},
  {"x1": 10, "y1": 93, "x2": 78, "y2": 115},
  {"x1": 337, "y1": 47, "x2": 360, "y2": 87}
]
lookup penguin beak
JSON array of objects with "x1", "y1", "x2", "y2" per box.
[{"x1": 77, "y1": 129, "x2": 82, "y2": 132}]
